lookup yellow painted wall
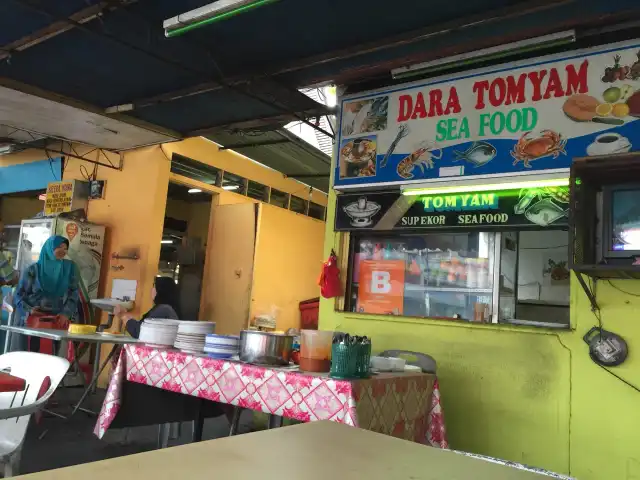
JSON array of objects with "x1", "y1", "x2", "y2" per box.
[
  {"x1": 165, "y1": 198, "x2": 190, "y2": 222},
  {"x1": 0, "y1": 150, "x2": 54, "y2": 225},
  {"x1": 0, "y1": 196, "x2": 43, "y2": 225},
  {"x1": 165, "y1": 198, "x2": 211, "y2": 245},
  {"x1": 187, "y1": 202, "x2": 211, "y2": 244},
  {"x1": 251, "y1": 204, "x2": 324, "y2": 332},
  {"x1": 2, "y1": 138, "x2": 327, "y2": 385},
  {"x1": 161, "y1": 137, "x2": 328, "y2": 206},
  {"x1": 61, "y1": 146, "x2": 170, "y2": 322},
  {"x1": 320, "y1": 188, "x2": 640, "y2": 479}
]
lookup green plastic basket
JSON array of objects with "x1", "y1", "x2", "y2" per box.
[{"x1": 330, "y1": 343, "x2": 371, "y2": 379}]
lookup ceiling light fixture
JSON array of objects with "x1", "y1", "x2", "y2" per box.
[
  {"x1": 223, "y1": 185, "x2": 240, "y2": 191},
  {"x1": 188, "y1": 188, "x2": 202, "y2": 194},
  {"x1": 164, "y1": 0, "x2": 280, "y2": 37},
  {"x1": 391, "y1": 30, "x2": 576, "y2": 80},
  {"x1": 161, "y1": 240, "x2": 173, "y2": 244}
]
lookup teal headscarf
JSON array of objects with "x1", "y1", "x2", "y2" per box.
[{"x1": 37, "y1": 236, "x2": 72, "y2": 298}]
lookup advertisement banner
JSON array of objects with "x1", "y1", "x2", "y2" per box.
[
  {"x1": 335, "y1": 186, "x2": 569, "y2": 231},
  {"x1": 55, "y1": 219, "x2": 105, "y2": 299},
  {"x1": 357, "y1": 260, "x2": 405, "y2": 315},
  {"x1": 334, "y1": 40, "x2": 640, "y2": 189}
]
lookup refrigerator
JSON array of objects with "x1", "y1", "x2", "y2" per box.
[{"x1": 15, "y1": 217, "x2": 106, "y2": 325}]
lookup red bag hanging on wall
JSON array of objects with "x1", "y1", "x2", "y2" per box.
[{"x1": 318, "y1": 251, "x2": 342, "y2": 299}]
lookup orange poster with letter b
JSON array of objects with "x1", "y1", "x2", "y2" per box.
[{"x1": 357, "y1": 260, "x2": 405, "y2": 315}]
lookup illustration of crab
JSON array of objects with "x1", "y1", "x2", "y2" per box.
[
  {"x1": 511, "y1": 130, "x2": 567, "y2": 168},
  {"x1": 396, "y1": 142, "x2": 442, "y2": 179}
]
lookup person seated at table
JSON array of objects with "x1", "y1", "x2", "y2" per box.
[
  {"x1": 14, "y1": 235, "x2": 79, "y2": 352},
  {"x1": 0, "y1": 227, "x2": 18, "y2": 287},
  {"x1": 114, "y1": 276, "x2": 180, "y2": 338}
]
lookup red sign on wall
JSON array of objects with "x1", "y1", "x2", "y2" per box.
[{"x1": 357, "y1": 260, "x2": 405, "y2": 315}]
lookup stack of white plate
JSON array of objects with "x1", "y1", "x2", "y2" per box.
[
  {"x1": 204, "y1": 334, "x2": 240, "y2": 359},
  {"x1": 174, "y1": 321, "x2": 216, "y2": 354},
  {"x1": 139, "y1": 318, "x2": 181, "y2": 347}
]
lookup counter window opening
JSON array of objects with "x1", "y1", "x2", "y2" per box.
[{"x1": 344, "y1": 228, "x2": 570, "y2": 329}]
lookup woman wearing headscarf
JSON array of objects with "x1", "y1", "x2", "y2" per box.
[
  {"x1": 14, "y1": 235, "x2": 79, "y2": 352},
  {"x1": 114, "y1": 276, "x2": 180, "y2": 338}
]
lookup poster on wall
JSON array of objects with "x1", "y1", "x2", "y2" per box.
[
  {"x1": 335, "y1": 186, "x2": 570, "y2": 231},
  {"x1": 44, "y1": 181, "x2": 75, "y2": 215},
  {"x1": 356, "y1": 260, "x2": 405, "y2": 315},
  {"x1": 334, "y1": 39, "x2": 640, "y2": 189},
  {"x1": 55, "y1": 219, "x2": 105, "y2": 300}
]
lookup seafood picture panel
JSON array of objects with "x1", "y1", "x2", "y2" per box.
[
  {"x1": 334, "y1": 39, "x2": 640, "y2": 188},
  {"x1": 341, "y1": 96, "x2": 389, "y2": 136},
  {"x1": 339, "y1": 135, "x2": 378, "y2": 178}
]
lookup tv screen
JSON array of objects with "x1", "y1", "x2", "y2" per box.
[{"x1": 611, "y1": 188, "x2": 640, "y2": 252}]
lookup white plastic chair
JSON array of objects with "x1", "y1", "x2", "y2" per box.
[{"x1": 0, "y1": 352, "x2": 70, "y2": 477}]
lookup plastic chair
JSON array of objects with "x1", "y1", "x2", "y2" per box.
[
  {"x1": 379, "y1": 350, "x2": 437, "y2": 374},
  {"x1": 0, "y1": 352, "x2": 70, "y2": 477}
]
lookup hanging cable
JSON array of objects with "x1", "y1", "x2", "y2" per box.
[{"x1": 606, "y1": 280, "x2": 640, "y2": 297}]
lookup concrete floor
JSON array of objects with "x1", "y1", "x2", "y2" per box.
[{"x1": 19, "y1": 388, "x2": 254, "y2": 476}]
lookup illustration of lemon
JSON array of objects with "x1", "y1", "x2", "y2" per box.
[
  {"x1": 595, "y1": 103, "x2": 613, "y2": 117},
  {"x1": 612, "y1": 103, "x2": 630, "y2": 118}
]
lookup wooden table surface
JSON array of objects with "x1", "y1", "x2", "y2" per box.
[{"x1": 17, "y1": 421, "x2": 552, "y2": 479}]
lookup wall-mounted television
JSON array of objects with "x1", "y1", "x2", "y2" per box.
[{"x1": 602, "y1": 184, "x2": 640, "y2": 259}]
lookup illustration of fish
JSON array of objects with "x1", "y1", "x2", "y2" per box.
[
  {"x1": 381, "y1": 124, "x2": 409, "y2": 168},
  {"x1": 453, "y1": 141, "x2": 497, "y2": 167}
]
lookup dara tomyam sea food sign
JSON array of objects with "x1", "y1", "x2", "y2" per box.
[{"x1": 335, "y1": 39, "x2": 640, "y2": 188}]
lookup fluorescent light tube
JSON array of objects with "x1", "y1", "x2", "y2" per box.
[
  {"x1": 164, "y1": 0, "x2": 279, "y2": 37},
  {"x1": 402, "y1": 178, "x2": 569, "y2": 196}
]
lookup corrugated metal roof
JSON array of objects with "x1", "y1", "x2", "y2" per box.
[
  {"x1": 205, "y1": 129, "x2": 331, "y2": 192},
  {"x1": 1, "y1": 0, "x2": 639, "y2": 157}
]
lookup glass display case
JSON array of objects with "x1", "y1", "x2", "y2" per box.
[{"x1": 347, "y1": 229, "x2": 570, "y2": 327}]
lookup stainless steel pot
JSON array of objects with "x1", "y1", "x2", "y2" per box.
[{"x1": 239, "y1": 330, "x2": 294, "y2": 366}]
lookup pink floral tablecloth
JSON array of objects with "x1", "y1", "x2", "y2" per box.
[{"x1": 95, "y1": 344, "x2": 448, "y2": 447}]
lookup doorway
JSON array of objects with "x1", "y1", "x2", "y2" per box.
[{"x1": 160, "y1": 182, "x2": 214, "y2": 320}]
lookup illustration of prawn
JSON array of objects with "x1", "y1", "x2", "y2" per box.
[{"x1": 396, "y1": 142, "x2": 442, "y2": 179}]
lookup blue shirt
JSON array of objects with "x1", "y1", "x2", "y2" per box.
[{"x1": 14, "y1": 262, "x2": 79, "y2": 323}]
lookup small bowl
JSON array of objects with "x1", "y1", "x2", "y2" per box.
[
  {"x1": 370, "y1": 356, "x2": 392, "y2": 371},
  {"x1": 388, "y1": 357, "x2": 406, "y2": 372}
]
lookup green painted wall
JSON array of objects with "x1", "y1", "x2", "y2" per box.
[{"x1": 320, "y1": 190, "x2": 640, "y2": 480}]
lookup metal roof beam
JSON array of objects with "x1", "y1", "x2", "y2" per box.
[
  {"x1": 188, "y1": 111, "x2": 325, "y2": 137},
  {"x1": 13, "y1": 0, "x2": 334, "y2": 139},
  {"x1": 0, "y1": 1, "x2": 132, "y2": 61},
  {"x1": 267, "y1": 0, "x2": 575, "y2": 80},
  {"x1": 218, "y1": 138, "x2": 291, "y2": 150},
  {"x1": 283, "y1": 173, "x2": 330, "y2": 179},
  {"x1": 10, "y1": 0, "x2": 334, "y2": 140},
  {"x1": 102, "y1": 0, "x2": 573, "y2": 108}
]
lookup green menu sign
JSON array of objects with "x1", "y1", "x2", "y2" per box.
[{"x1": 335, "y1": 186, "x2": 570, "y2": 231}]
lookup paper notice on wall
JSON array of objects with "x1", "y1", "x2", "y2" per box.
[
  {"x1": 44, "y1": 181, "x2": 74, "y2": 215},
  {"x1": 112, "y1": 279, "x2": 137, "y2": 301}
]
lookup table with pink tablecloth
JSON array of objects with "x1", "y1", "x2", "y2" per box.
[{"x1": 95, "y1": 344, "x2": 448, "y2": 447}]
